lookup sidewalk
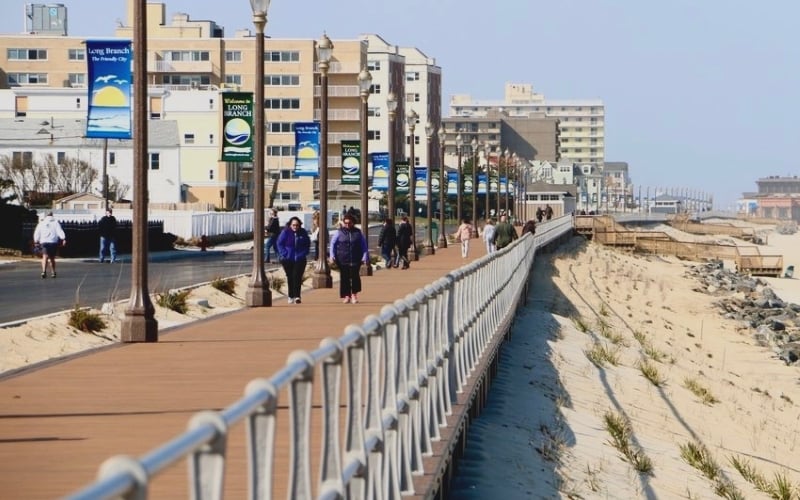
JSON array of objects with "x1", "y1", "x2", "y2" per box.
[{"x1": 0, "y1": 240, "x2": 486, "y2": 499}]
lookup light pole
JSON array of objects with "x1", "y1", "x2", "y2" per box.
[
  {"x1": 470, "y1": 137, "x2": 478, "y2": 238},
  {"x1": 358, "y1": 66, "x2": 373, "y2": 276},
  {"x1": 456, "y1": 133, "x2": 463, "y2": 224},
  {"x1": 437, "y1": 126, "x2": 447, "y2": 248},
  {"x1": 422, "y1": 122, "x2": 435, "y2": 255},
  {"x1": 122, "y1": 0, "x2": 157, "y2": 341},
  {"x1": 484, "y1": 144, "x2": 491, "y2": 226},
  {"x1": 244, "y1": 0, "x2": 273, "y2": 307},
  {"x1": 407, "y1": 108, "x2": 419, "y2": 260},
  {"x1": 312, "y1": 33, "x2": 333, "y2": 289},
  {"x1": 506, "y1": 152, "x2": 515, "y2": 217},
  {"x1": 497, "y1": 148, "x2": 506, "y2": 217},
  {"x1": 387, "y1": 92, "x2": 398, "y2": 220}
]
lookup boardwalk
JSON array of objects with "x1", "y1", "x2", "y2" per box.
[{"x1": 0, "y1": 241, "x2": 490, "y2": 499}]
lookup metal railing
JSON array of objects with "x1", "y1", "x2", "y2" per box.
[{"x1": 66, "y1": 217, "x2": 574, "y2": 499}]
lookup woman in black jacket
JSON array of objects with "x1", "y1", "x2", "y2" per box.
[{"x1": 377, "y1": 218, "x2": 397, "y2": 269}]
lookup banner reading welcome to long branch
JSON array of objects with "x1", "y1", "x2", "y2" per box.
[{"x1": 86, "y1": 40, "x2": 132, "y2": 139}]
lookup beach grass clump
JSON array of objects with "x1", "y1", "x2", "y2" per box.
[
  {"x1": 270, "y1": 274, "x2": 286, "y2": 292},
  {"x1": 730, "y1": 455, "x2": 799, "y2": 500},
  {"x1": 683, "y1": 377, "x2": 719, "y2": 405},
  {"x1": 599, "y1": 302, "x2": 610, "y2": 317},
  {"x1": 156, "y1": 289, "x2": 191, "y2": 314},
  {"x1": 603, "y1": 411, "x2": 653, "y2": 475},
  {"x1": 643, "y1": 343, "x2": 667, "y2": 362},
  {"x1": 585, "y1": 342, "x2": 620, "y2": 368},
  {"x1": 68, "y1": 305, "x2": 107, "y2": 333},
  {"x1": 210, "y1": 276, "x2": 236, "y2": 296},
  {"x1": 632, "y1": 330, "x2": 647, "y2": 344},
  {"x1": 601, "y1": 329, "x2": 628, "y2": 347},
  {"x1": 680, "y1": 441, "x2": 743, "y2": 499},
  {"x1": 573, "y1": 316, "x2": 590, "y2": 333},
  {"x1": 638, "y1": 360, "x2": 666, "y2": 387}
]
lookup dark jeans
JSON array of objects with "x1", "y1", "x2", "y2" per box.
[
  {"x1": 338, "y1": 263, "x2": 362, "y2": 298},
  {"x1": 264, "y1": 235, "x2": 278, "y2": 262},
  {"x1": 281, "y1": 259, "x2": 307, "y2": 299}
]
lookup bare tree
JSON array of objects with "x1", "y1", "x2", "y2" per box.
[{"x1": 106, "y1": 175, "x2": 130, "y2": 201}]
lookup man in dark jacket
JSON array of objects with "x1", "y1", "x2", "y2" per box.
[
  {"x1": 98, "y1": 208, "x2": 117, "y2": 263},
  {"x1": 264, "y1": 209, "x2": 280, "y2": 263},
  {"x1": 377, "y1": 218, "x2": 397, "y2": 269},
  {"x1": 493, "y1": 214, "x2": 518, "y2": 250},
  {"x1": 395, "y1": 216, "x2": 412, "y2": 269},
  {"x1": 329, "y1": 214, "x2": 369, "y2": 303}
]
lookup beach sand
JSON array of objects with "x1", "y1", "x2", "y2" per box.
[{"x1": 3, "y1": 221, "x2": 800, "y2": 498}]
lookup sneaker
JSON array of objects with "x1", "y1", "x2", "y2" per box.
[
  {"x1": 41, "y1": 272, "x2": 46, "y2": 279},
  {"x1": 351, "y1": 294, "x2": 358, "y2": 304},
  {"x1": 294, "y1": 298, "x2": 301, "y2": 304},
  {"x1": 342, "y1": 296, "x2": 351, "y2": 304},
  {"x1": 288, "y1": 297, "x2": 295, "y2": 304},
  {"x1": 51, "y1": 273, "x2": 56, "y2": 278}
]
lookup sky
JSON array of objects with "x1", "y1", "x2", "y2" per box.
[{"x1": 2, "y1": 0, "x2": 799, "y2": 210}]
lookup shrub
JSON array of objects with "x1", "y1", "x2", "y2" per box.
[
  {"x1": 156, "y1": 289, "x2": 191, "y2": 314},
  {"x1": 210, "y1": 277, "x2": 236, "y2": 296},
  {"x1": 68, "y1": 306, "x2": 107, "y2": 333}
]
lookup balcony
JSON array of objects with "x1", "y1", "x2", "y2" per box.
[
  {"x1": 314, "y1": 85, "x2": 360, "y2": 98},
  {"x1": 148, "y1": 59, "x2": 215, "y2": 73},
  {"x1": 328, "y1": 132, "x2": 360, "y2": 143},
  {"x1": 313, "y1": 109, "x2": 360, "y2": 121}
]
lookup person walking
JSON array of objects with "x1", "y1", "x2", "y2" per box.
[
  {"x1": 330, "y1": 213, "x2": 369, "y2": 303},
  {"x1": 455, "y1": 217, "x2": 474, "y2": 258},
  {"x1": 276, "y1": 216, "x2": 311, "y2": 304},
  {"x1": 545, "y1": 204, "x2": 554, "y2": 220},
  {"x1": 522, "y1": 219, "x2": 537, "y2": 235},
  {"x1": 493, "y1": 214, "x2": 518, "y2": 251},
  {"x1": 395, "y1": 215, "x2": 412, "y2": 269},
  {"x1": 264, "y1": 208, "x2": 280, "y2": 263},
  {"x1": 33, "y1": 211, "x2": 66, "y2": 279},
  {"x1": 377, "y1": 218, "x2": 397, "y2": 269},
  {"x1": 98, "y1": 208, "x2": 117, "y2": 263},
  {"x1": 482, "y1": 218, "x2": 496, "y2": 255}
]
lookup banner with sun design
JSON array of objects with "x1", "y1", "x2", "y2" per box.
[
  {"x1": 447, "y1": 171, "x2": 458, "y2": 196},
  {"x1": 477, "y1": 173, "x2": 487, "y2": 195},
  {"x1": 220, "y1": 92, "x2": 254, "y2": 162},
  {"x1": 371, "y1": 152, "x2": 389, "y2": 191},
  {"x1": 294, "y1": 122, "x2": 320, "y2": 177},
  {"x1": 414, "y1": 167, "x2": 427, "y2": 198},
  {"x1": 86, "y1": 40, "x2": 132, "y2": 139},
  {"x1": 395, "y1": 161, "x2": 409, "y2": 194},
  {"x1": 340, "y1": 140, "x2": 360, "y2": 185}
]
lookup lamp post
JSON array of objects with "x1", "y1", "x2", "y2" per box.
[
  {"x1": 436, "y1": 126, "x2": 447, "y2": 248},
  {"x1": 484, "y1": 144, "x2": 491, "y2": 226},
  {"x1": 506, "y1": 152, "x2": 516, "y2": 217},
  {"x1": 244, "y1": 0, "x2": 273, "y2": 307},
  {"x1": 121, "y1": 0, "x2": 158, "y2": 341},
  {"x1": 456, "y1": 133, "x2": 463, "y2": 224},
  {"x1": 407, "y1": 108, "x2": 419, "y2": 260},
  {"x1": 497, "y1": 148, "x2": 506, "y2": 217},
  {"x1": 470, "y1": 137, "x2": 478, "y2": 238},
  {"x1": 358, "y1": 66, "x2": 373, "y2": 276},
  {"x1": 421, "y1": 122, "x2": 435, "y2": 255},
  {"x1": 312, "y1": 32, "x2": 333, "y2": 289},
  {"x1": 386, "y1": 92, "x2": 398, "y2": 220}
]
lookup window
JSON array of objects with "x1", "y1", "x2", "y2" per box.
[
  {"x1": 7, "y1": 48, "x2": 47, "y2": 60},
  {"x1": 161, "y1": 75, "x2": 210, "y2": 85},
  {"x1": 12, "y1": 151, "x2": 33, "y2": 167},
  {"x1": 367, "y1": 130, "x2": 381, "y2": 140},
  {"x1": 269, "y1": 122, "x2": 293, "y2": 133},
  {"x1": 225, "y1": 74, "x2": 242, "y2": 85},
  {"x1": 109, "y1": 152, "x2": 116, "y2": 165},
  {"x1": 264, "y1": 98, "x2": 300, "y2": 109},
  {"x1": 265, "y1": 74, "x2": 299, "y2": 86},
  {"x1": 209, "y1": 169, "x2": 214, "y2": 180},
  {"x1": 267, "y1": 146, "x2": 295, "y2": 156},
  {"x1": 68, "y1": 73, "x2": 85, "y2": 86},
  {"x1": 369, "y1": 84, "x2": 381, "y2": 95},
  {"x1": 8, "y1": 73, "x2": 47, "y2": 85},
  {"x1": 209, "y1": 134, "x2": 214, "y2": 144},
  {"x1": 68, "y1": 48, "x2": 85, "y2": 61},
  {"x1": 367, "y1": 107, "x2": 381, "y2": 117},
  {"x1": 150, "y1": 153, "x2": 160, "y2": 170},
  {"x1": 367, "y1": 60, "x2": 381, "y2": 71},
  {"x1": 184, "y1": 133, "x2": 195, "y2": 144},
  {"x1": 279, "y1": 170, "x2": 299, "y2": 180},
  {"x1": 405, "y1": 93, "x2": 420, "y2": 102},
  {"x1": 405, "y1": 71, "x2": 419, "y2": 81},
  {"x1": 265, "y1": 51, "x2": 299, "y2": 62},
  {"x1": 225, "y1": 51, "x2": 242, "y2": 62},
  {"x1": 165, "y1": 51, "x2": 210, "y2": 61},
  {"x1": 57, "y1": 152, "x2": 66, "y2": 164}
]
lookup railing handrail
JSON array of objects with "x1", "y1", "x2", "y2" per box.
[{"x1": 66, "y1": 216, "x2": 574, "y2": 499}]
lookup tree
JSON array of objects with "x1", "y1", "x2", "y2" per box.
[{"x1": 0, "y1": 177, "x2": 17, "y2": 205}]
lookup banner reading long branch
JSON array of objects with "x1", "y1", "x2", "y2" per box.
[
  {"x1": 220, "y1": 92, "x2": 254, "y2": 162},
  {"x1": 371, "y1": 152, "x2": 389, "y2": 191},
  {"x1": 86, "y1": 40, "x2": 132, "y2": 139},
  {"x1": 294, "y1": 122, "x2": 320, "y2": 177}
]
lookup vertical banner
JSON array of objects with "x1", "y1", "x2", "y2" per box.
[
  {"x1": 447, "y1": 171, "x2": 458, "y2": 196},
  {"x1": 371, "y1": 152, "x2": 389, "y2": 191},
  {"x1": 477, "y1": 173, "x2": 487, "y2": 195},
  {"x1": 463, "y1": 173, "x2": 473, "y2": 195},
  {"x1": 294, "y1": 122, "x2": 320, "y2": 177},
  {"x1": 431, "y1": 169, "x2": 440, "y2": 196},
  {"x1": 500, "y1": 176, "x2": 507, "y2": 194},
  {"x1": 220, "y1": 92, "x2": 254, "y2": 162},
  {"x1": 395, "y1": 161, "x2": 409, "y2": 194},
  {"x1": 489, "y1": 175, "x2": 499, "y2": 195},
  {"x1": 414, "y1": 167, "x2": 427, "y2": 198},
  {"x1": 86, "y1": 40, "x2": 132, "y2": 139},
  {"x1": 341, "y1": 140, "x2": 361, "y2": 185}
]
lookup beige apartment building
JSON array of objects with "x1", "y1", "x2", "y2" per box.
[{"x1": 0, "y1": 1, "x2": 442, "y2": 211}]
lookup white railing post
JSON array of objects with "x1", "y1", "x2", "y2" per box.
[
  {"x1": 287, "y1": 351, "x2": 315, "y2": 500},
  {"x1": 244, "y1": 379, "x2": 278, "y2": 500},
  {"x1": 317, "y1": 338, "x2": 345, "y2": 499},
  {"x1": 188, "y1": 411, "x2": 228, "y2": 500}
]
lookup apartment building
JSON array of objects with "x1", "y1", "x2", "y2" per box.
[
  {"x1": 450, "y1": 82, "x2": 605, "y2": 167},
  {"x1": 0, "y1": 1, "x2": 442, "y2": 212}
]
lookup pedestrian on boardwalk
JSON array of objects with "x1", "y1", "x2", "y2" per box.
[
  {"x1": 330, "y1": 213, "x2": 369, "y2": 303},
  {"x1": 395, "y1": 215, "x2": 412, "y2": 269},
  {"x1": 522, "y1": 219, "x2": 536, "y2": 236},
  {"x1": 264, "y1": 208, "x2": 280, "y2": 263},
  {"x1": 98, "y1": 208, "x2": 117, "y2": 263},
  {"x1": 455, "y1": 217, "x2": 474, "y2": 258},
  {"x1": 276, "y1": 216, "x2": 311, "y2": 304},
  {"x1": 492, "y1": 214, "x2": 518, "y2": 250},
  {"x1": 545, "y1": 204, "x2": 554, "y2": 220},
  {"x1": 33, "y1": 211, "x2": 66, "y2": 279},
  {"x1": 310, "y1": 210, "x2": 320, "y2": 259},
  {"x1": 482, "y1": 218, "x2": 496, "y2": 255},
  {"x1": 377, "y1": 218, "x2": 397, "y2": 269},
  {"x1": 536, "y1": 207, "x2": 544, "y2": 223}
]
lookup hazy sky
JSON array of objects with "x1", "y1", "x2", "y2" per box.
[{"x1": 3, "y1": 0, "x2": 798, "y2": 209}]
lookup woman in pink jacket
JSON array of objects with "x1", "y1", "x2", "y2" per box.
[{"x1": 455, "y1": 217, "x2": 474, "y2": 258}]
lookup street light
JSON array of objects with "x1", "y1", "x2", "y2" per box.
[
  {"x1": 484, "y1": 144, "x2": 491, "y2": 226},
  {"x1": 470, "y1": 137, "x2": 478, "y2": 238},
  {"x1": 386, "y1": 92, "x2": 398, "y2": 220},
  {"x1": 244, "y1": 0, "x2": 273, "y2": 307},
  {"x1": 407, "y1": 108, "x2": 419, "y2": 260},
  {"x1": 122, "y1": 0, "x2": 157, "y2": 341},
  {"x1": 421, "y1": 122, "x2": 435, "y2": 255},
  {"x1": 312, "y1": 32, "x2": 333, "y2": 289},
  {"x1": 436, "y1": 126, "x2": 447, "y2": 249},
  {"x1": 507, "y1": 152, "x2": 516, "y2": 216},
  {"x1": 455, "y1": 133, "x2": 462, "y2": 224},
  {"x1": 358, "y1": 66, "x2": 373, "y2": 276},
  {"x1": 497, "y1": 148, "x2": 507, "y2": 217}
]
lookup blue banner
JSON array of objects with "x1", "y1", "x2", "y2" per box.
[
  {"x1": 396, "y1": 161, "x2": 409, "y2": 194},
  {"x1": 414, "y1": 167, "x2": 427, "y2": 198},
  {"x1": 477, "y1": 173, "x2": 487, "y2": 195},
  {"x1": 500, "y1": 176, "x2": 507, "y2": 193},
  {"x1": 371, "y1": 152, "x2": 389, "y2": 191},
  {"x1": 294, "y1": 122, "x2": 320, "y2": 177},
  {"x1": 447, "y1": 171, "x2": 458, "y2": 196},
  {"x1": 86, "y1": 40, "x2": 132, "y2": 139}
]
